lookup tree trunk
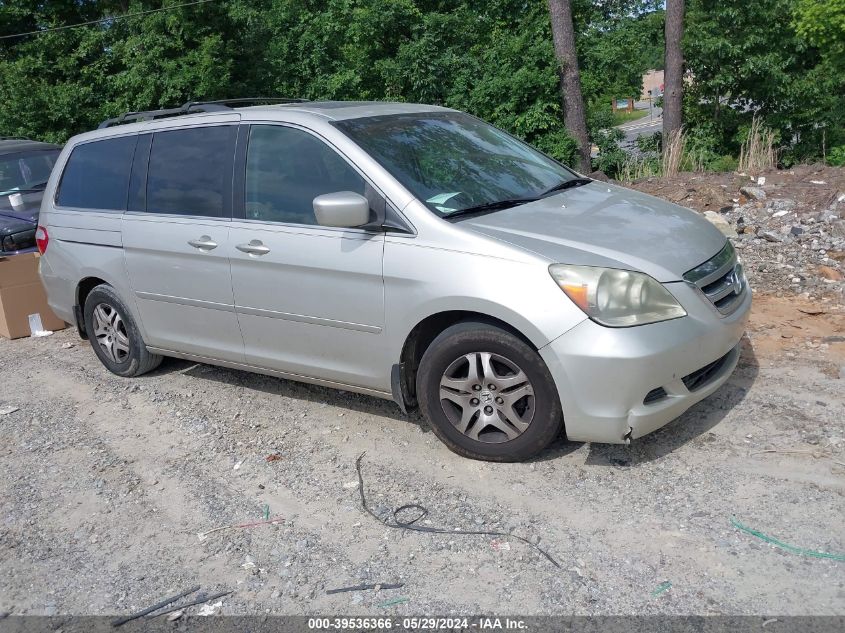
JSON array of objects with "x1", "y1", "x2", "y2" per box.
[
  {"x1": 663, "y1": 0, "x2": 685, "y2": 145},
  {"x1": 547, "y1": 0, "x2": 591, "y2": 174}
]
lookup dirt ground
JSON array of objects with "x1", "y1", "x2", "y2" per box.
[
  {"x1": 627, "y1": 164, "x2": 845, "y2": 218},
  {"x1": 0, "y1": 293, "x2": 843, "y2": 618}
]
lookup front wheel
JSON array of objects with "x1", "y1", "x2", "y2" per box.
[
  {"x1": 83, "y1": 284, "x2": 162, "y2": 377},
  {"x1": 416, "y1": 322, "x2": 563, "y2": 462}
]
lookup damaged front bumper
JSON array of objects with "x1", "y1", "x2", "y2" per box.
[{"x1": 538, "y1": 281, "x2": 751, "y2": 444}]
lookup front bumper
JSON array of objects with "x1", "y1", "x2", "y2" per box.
[{"x1": 539, "y1": 281, "x2": 751, "y2": 443}]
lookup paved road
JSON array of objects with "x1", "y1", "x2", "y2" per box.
[
  {"x1": 591, "y1": 107, "x2": 662, "y2": 158},
  {"x1": 617, "y1": 102, "x2": 662, "y2": 143}
]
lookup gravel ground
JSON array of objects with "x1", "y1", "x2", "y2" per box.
[{"x1": 0, "y1": 294, "x2": 843, "y2": 617}]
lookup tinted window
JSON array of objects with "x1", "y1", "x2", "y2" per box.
[
  {"x1": 57, "y1": 137, "x2": 136, "y2": 210},
  {"x1": 146, "y1": 126, "x2": 236, "y2": 217},
  {"x1": 245, "y1": 125, "x2": 365, "y2": 225},
  {"x1": 0, "y1": 150, "x2": 60, "y2": 195},
  {"x1": 335, "y1": 112, "x2": 576, "y2": 216}
]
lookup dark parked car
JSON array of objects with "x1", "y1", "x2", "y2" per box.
[{"x1": 0, "y1": 138, "x2": 61, "y2": 255}]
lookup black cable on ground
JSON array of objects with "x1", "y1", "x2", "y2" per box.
[{"x1": 354, "y1": 452, "x2": 560, "y2": 568}]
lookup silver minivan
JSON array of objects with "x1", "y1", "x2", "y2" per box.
[{"x1": 37, "y1": 99, "x2": 750, "y2": 461}]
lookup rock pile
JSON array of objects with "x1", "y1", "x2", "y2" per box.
[
  {"x1": 718, "y1": 188, "x2": 843, "y2": 301},
  {"x1": 626, "y1": 166, "x2": 845, "y2": 302}
]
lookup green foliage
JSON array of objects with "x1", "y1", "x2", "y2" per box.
[
  {"x1": 3, "y1": 0, "x2": 836, "y2": 173},
  {"x1": 578, "y1": 6, "x2": 665, "y2": 105},
  {"x1": 611, "y1": 109, "x2": 648, "y2": 126},
  {"x1": 709, "y1": 155, "x2": 739, "y2": 172},
  {"x1": 0, "y1": 0, "x2": 667, "y2": 169},
  {"x1": 828, "y1": 146, "x2": 845, "y2": 167},
  {"x1": 592, "y1": 127, "x2": 626, "y2": 176},
  {"x1": 684, "y1": 0, "x2": 845, "y2": 165},
  {"x1": 793, "y1": 0, "x2": 845, "y2": 71},
  {"x1": 636, "y1": 131, "x2": 662, "y2": 154}
]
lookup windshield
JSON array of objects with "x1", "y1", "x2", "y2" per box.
[
  {"x1": 0, "y1": 150, "x2": 60, "y2": 196},
  {"x1": 334, "y1": 112, "x2": 579, "y2": 216}
]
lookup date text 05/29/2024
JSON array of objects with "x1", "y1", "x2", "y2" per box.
[{"x1": 307, "y1": 617, "x2": 528, "y2": 630}]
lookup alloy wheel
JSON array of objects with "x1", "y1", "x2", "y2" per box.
[
  {"x1": 439, "y1": 351, "x2": 535, "y2": 443},
  {"x1": 92, "y1": 303, "x2": 130, "y2": 364}
]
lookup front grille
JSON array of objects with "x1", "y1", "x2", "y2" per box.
[
  {"x1": 682, "y1": 351, "x2": 731, "y2": 392},
  {"x1": 684, "y1": 242, "x2": 747, "y2": 315},
  {"x1": 643, "y1": 387, "x2": 668, "y2": 405}
]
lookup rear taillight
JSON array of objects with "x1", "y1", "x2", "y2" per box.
[{"x1": 35, "y1": 225, "x2": 49, "y2": 254}]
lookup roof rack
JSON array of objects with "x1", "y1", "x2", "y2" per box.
[{"x1": 97, "y1": 97, "x2": 309, "y2": 129}]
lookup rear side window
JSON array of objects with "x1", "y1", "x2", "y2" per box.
[
  {"x1": 57, "y1": 136, "x2": 137, "y2": 210},
  {"x1": 146, "y1": 126, "x2": 236, "y2": 218}
]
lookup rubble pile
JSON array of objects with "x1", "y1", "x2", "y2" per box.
[{"x1": 627, "y1": 165, "x2": 845, "y2": 302}]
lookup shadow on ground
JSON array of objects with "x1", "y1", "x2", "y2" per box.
[
  {"x1": 149, "y1": 356, "x2": 419, "y2": 426},
  {"x1": 147, "y1": 335, "x2": 759, "y2": 462},
  {"x1": 581, "y1": 336, "x2": 759, "y2": 466}
]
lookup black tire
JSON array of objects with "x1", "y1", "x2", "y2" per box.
[
  {"x1": 83, "y1": 284, "x2": 162, "y2": 377},
  {"x1": 416, "y1": 321, "x2": 563, "y2": 462}
]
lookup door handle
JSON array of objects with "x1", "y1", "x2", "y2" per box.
[
  {"x1": 236, "y1": 240, "x2": 271, "y2": 256},
  {"x1": 188, "y1": 236, "x2": 218, "y2": 250}
]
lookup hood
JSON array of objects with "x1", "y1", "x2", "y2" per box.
[
  {"x1": 0, "y1": 207, "x2": 38, "y2": 224},
  {"x1": 457, "y1": 182, "x2": 726, "y2": 282},
  {"x1": 0, "y1": 190, "x2": 42, "y2": 223},
  {"x1": 0, "y1": 211, "x2": 36, "y2": 236}
]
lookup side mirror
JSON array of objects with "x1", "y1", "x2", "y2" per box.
[{"x1": 313, "y1": 191, "x2": 370, "y2": 228}]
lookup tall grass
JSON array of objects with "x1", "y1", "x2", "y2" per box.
[
  {"x1": 618, "y1": 156, "x2": 661, "y2": 182},
  {"x1": 661, "y1": 128, "x2": 686, "y2": 177},
  {"x1": 618, "y1": 128, "x2": 742, "y2": 183},
  {"x1": 619, "y1": 128, "x2": 696, "y2": 183},
  {"x1": 738, "y1": 116, "x2": 777, "y2": 173}
]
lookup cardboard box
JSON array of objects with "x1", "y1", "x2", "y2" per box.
[{"x1": 0, "y1": 252, "x2": 66, "y2": 339}]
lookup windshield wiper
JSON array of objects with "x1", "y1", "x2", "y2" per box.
[
  {"x1": 444, "y1": 197, "x2": 539, "y2": 219},
  {"x1": 442, "y1": 177, "x2": 593, "y2": 220},
  {"x1": 1, "y1": 181, "x2": 49, "y2": 195},
  {"x1": 541, "y1": 177, "x2": 592, "y2": 196}
]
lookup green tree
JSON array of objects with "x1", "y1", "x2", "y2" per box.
[
  {"x1": 793, "y1": 0, "x2": 845, "y2": 71},
  {"x1": 0, "y1": 1, "x2": 240, "y2": 141},
  {"x1": 684, "y1": 0, "x2": 845, "y2": 163},
  {"x1": 0, "y1": 0, "x2": 675, "y2": 171}
]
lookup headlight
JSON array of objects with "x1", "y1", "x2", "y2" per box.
[{"x1": 549, "y1": 264, "x2": 686, "y2": 327}]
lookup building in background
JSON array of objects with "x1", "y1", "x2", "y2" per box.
[{"x1": 641, "y1": 69, "x2": 664, "y2": 99}]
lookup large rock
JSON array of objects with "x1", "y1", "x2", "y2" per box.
[
  {"x1": 770, "y1": 198, "x2": 796, "y2": 212},
  {"x1": 703, "y1": 211, "x2": 738, "y2": 238},
  {"x1": 757, "y1": 229, "x2": 784, "y2": 242},
  {"x1": 740, "y1": 185, "x2": 767, "y2": 201}
]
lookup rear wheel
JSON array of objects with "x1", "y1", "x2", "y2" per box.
[
  {"x1": 83, "y1": 285, "x2": 162, "y2": 377},
  {"x1": 416, "y1": 322, "x2": 563, "y2": 461}
]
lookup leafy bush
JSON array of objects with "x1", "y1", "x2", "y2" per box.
[
  {"x1": 592, "y1": 127, "x2": 626, "y2": 177},
  {"x1": 636, "y1": 132, "x2": 662, "y2": 154},
  {"x1": 708, "y1": 155, "x2": 739, "y2": 172},
  {"x1": 586, "y1": 105, "x2": 616, "y2": 139},
  {"x1": 827, "y1": 145, "x2": 845, "y2": 167}
]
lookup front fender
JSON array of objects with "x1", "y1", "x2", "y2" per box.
[{"x1": 383, "y1": 239, "x2": 587, "y2": 365}]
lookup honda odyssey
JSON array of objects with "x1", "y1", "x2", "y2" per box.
[{"x1": 37, "y1": 99, "x2": 750, "y2": 461}]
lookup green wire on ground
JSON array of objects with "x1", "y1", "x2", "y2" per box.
[
  {"x1": 378, "y1": 597, "x2": 410, "y2": 608},
  {"x1": 651, "y1": 581, "x2": 672, "y2": 596},
  {"x1": 730, "y1": 517, "x2": 845, "y2": 561}
]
